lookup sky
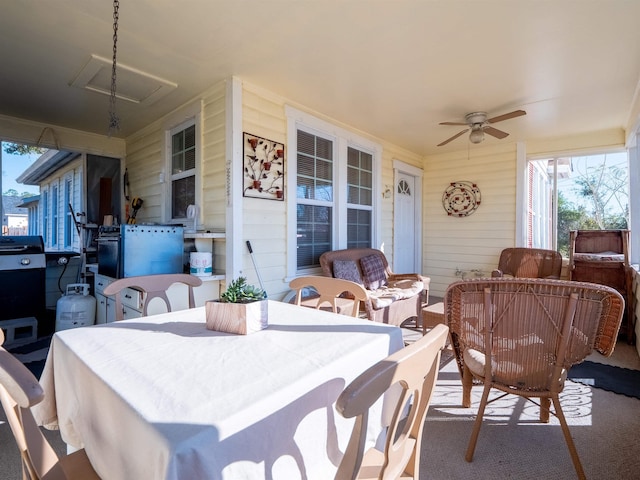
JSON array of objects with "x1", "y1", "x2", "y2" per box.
[
  {"x1": 1, "y1": 142, "x2": 40, "y2": 195},
  {"x1": 557, "y1": 152, "x2": 628, "y2": 212}
]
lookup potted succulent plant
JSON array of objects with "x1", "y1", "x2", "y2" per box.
[
  {"x1": 205, "y1": 277, "x2": 268, "y2": 334},
  {"x1": 220, "y1": 276, "x2": 266, "y2": 303}
]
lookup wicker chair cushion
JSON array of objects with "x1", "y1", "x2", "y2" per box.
[
  {"x1": 368, "y1": 278, "x2": 424, "y2": 309},
  {"x1": 333, "y1": 260, "x2": 364, "y2": 284},
  {"x1": 360, "y1": 254, "x2": 388, "y2": 290},
  {"x1": 573, "y1": 251, "x2": 626, "y2": 262},
  {"x1": 463, "y1": 347, "x2": 558, "y2": 389}
]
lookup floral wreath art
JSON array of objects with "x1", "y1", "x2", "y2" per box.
[
  {"x1": 243, "y1": 132, "x2": 285, "y2": 201},
  {"x1": 442, "y1": 181, "x2": 481, "y2": 217}
]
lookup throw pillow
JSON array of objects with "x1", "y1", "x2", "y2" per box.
[
  {"x1": 360, "y1": 254, "x2": 388, "y2": 290},
  {"x1": 333, "y1": 260, "x2": 363, "y2": 285}
]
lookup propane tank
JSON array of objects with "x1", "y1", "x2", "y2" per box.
[{"x1": 55, "y1": 284, "x2": 97, "y2": 331}]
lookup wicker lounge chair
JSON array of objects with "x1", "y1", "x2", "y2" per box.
[
  {"x1": 319, "y1": 248, "x2": 428, "y2": 326},
  {"x1": 444, "y1": 278, "x2": 624, "y2": 480},
  {"x1": 491, "y1": 247, "x2": 563, "y2": 279}
]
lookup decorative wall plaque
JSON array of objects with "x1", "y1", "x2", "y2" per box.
[
  {"x1": 243, "y1": 133, "x2": 285, "y2": 201},
  {"x1": 442, "y1": 181, "x2": 481, "y2": 217}
]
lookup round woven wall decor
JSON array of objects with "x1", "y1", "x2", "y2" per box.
[{"x1": 442, "y1": 181, "x2": 481, "y2": 217}]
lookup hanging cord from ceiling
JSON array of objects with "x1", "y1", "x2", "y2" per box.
[
  {"x1": 36, "y1": 127, "x2": 60, "y2": 150},
  {"x1": 108, "y1": 0, "x2": 120, "y2": 136}
]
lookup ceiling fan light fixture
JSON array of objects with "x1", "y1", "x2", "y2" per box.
[{"x1": 469, "y1": 129, "x2": 484, "y2": 144}]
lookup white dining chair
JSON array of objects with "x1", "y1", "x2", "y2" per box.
[
  {"x1": 289, "y1": 275, "x2": 369, "y2": 317},
  {"x1": 103, "y1": 273, "x2": 203, "y2": 320},
  {"x1": 0, "y1": 336, "x2": 100, "y2": 480},
  {"x1": 334, "y1": 324, "x2": 449, "y2": 479}
]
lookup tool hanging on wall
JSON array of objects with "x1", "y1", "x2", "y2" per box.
[
  {"x1": 123, "y1": 169, "x2": 131, "y2": 220},
  {"x1": 246, "y1": 241, "x2": 267, "y2": 297},
  {"x1": 127, "y1": 197, "x2": 143, "y2": 224},
  {"x1": 123, "y1": 168, "x2": 130, "y2": 201}
]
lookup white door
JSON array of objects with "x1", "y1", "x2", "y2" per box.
[{"x1": 393, "y1": 164, "x2": 422, "y2": 273}]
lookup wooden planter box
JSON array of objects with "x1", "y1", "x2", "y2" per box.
[{"x1": 205, "y1": 299, "x2": 268, "y2": 335}]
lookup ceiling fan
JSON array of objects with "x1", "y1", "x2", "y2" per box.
[{"x1": 437, "y1": 109, "x2": 526, "y2": 147}]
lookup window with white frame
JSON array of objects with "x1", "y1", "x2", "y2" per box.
[
  {"x1": 346, "y1": 147, "x2": 373, "y2": 249},
  {"x1": 51, "y1": 183, "x2": 58, "y2": 246},
  {"x1": 42, "y1": 189, "x2": 48, "y2": 244},
  {"x1": 287, "y1": 107, "x2": 380, "y2": 273},
  {"x1": 168, "y1": 120, "x2": 197, "y2": 221},
  {"x1": 525, "y1": 151, "x2": 629, "y2": 257},
  {"x1": 64, "y1": 177, "x2": 73, "y2": 248},
  {"x1": 296, "y1": 130, "x2": 334, "y2": 268}
]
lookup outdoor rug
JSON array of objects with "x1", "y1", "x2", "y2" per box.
[{"x1": 568, "y1": 360, "x2": 640, "y2": 399}]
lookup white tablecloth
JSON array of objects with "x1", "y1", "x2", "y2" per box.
[{"x1": 34, "y1": 300, "x2": 403, "y2": 480}]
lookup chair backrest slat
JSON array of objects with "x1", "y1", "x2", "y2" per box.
[
  {"x1": 335, "y1": 324, "x2": 449, "y2": 479},
  {"x1": 289, "y1": 276, "x2": 368, "y2": 317},
  {"x1": 103, "y1": 273, "x2": 203, "y2": 320}
]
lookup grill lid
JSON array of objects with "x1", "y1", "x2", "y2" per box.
[{"x1": 0, "y1": 236, "x2": 45, "y2": 255}]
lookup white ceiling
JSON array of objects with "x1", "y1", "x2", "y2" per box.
[{"x1": 2, "y1": 0, "x2": 640, "y2": 156}]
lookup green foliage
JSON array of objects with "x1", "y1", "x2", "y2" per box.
[
  {"x1": 2, "y1": 143, "x2": 45, "y2": 155},
  {"x1": 2, "y1": 189, "x2": 36, "y2": 198},
  {"x1": 557, "y1": 192, "x2": 601, "y2": 256},
  {"x1": 220, "y1": 277, "x2": 266, "y2": 303},
  {"x1": 571, "y1": 162, "x2": 628, "y2": 229}
]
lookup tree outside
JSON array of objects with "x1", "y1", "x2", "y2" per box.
[
  {"x1": 1, "y1": 142, "x2": 41, "y2": 196},
  {"x1": 556, "y1": 153, "x2": 629, "y2": 257}
]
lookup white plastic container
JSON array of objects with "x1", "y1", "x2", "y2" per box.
[
  {"x1": 56, "y1": 284, "x2": 97, "y2": 331},
  {"x1": 190, "y1": 251, "x2": 213, "y2": 277}
]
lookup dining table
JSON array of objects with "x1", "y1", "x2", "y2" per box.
[{"x1": 33, "y1": 299, "x2": 404, "y2": 480}]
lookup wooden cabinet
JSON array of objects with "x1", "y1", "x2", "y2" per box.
[{"x1": 569, "y1": 229, "x2": 633, "y2": 342}]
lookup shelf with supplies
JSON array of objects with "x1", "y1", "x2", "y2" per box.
[
  {"x1": 183, "y1": 230, "x2": 225, "y2": 239},
  {"x1": 184, "y1": 230, "x2": 226, "y2": 282}
]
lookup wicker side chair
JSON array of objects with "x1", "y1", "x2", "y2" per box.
[
  {"x1": 444, "y1": 278, "x2": 624, "y2": 480},
  {"x1": 491, "y1": 247, "x2": 563, "y2": 279}
]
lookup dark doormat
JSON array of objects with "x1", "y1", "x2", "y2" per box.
[
  {"x1": 5, "y1": 335, "x2": 52, "y2": 380},
  {"x1": 568, "y1": 361, "x2": 640, "y2": 399}
]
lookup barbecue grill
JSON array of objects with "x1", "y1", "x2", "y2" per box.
[{"x1": 0, "y1": 236, "x2": 46, "y2": 343}]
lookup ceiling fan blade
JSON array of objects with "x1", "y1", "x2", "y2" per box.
[
  {"x1": 483, "y1": 126, "x2": 510, "y2": 139},
  {"x1": 486, "y1": 109, "x2": 526, "y2": 124},
  {"x1": 439, "y1": 121, "x2": 468, "y2": 126},
  {"x1": 437, "y1": 129, "x2": 469, "y2": 146}
]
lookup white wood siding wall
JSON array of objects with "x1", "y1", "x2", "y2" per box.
[
  {"x1": 423, "y1": 144, "x2": 518, "y2": 297},
  {"x1": 241, "y1": 84, "x2": 288, "y2": 296},
  {"x1": 124, "y1": 78, "x2": 424, "y2": 301},
  {"x1": 240, "y1": 82, "x2": 424, "y2": 299},
  {"x1": 124, "y1": 126, "x2": 164, "y2": 223},
  {"x1": 201, "y1": 82, "x2": 228, "y2": 276}
]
